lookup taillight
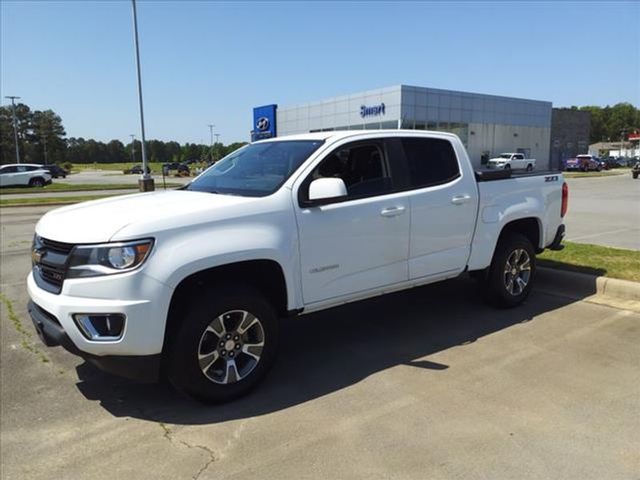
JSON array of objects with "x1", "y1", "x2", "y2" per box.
[{"x1": 561, "y1": 182, "x2": 568, "y2": 217}]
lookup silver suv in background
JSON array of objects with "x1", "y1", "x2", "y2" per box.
[{"x1": 0, "y1": 164, "x2": 52, "y2": 187}]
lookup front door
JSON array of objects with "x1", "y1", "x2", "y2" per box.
[{"x1": 294, "y1": 140, "x2": 410, "y2": 305}]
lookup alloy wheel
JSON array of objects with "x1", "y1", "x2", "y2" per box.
[
  {"x1": 503, "y1": 248, "x2": 531, "y2": 296},
  {"x1": 197, "y1": 310, "x2": 265, "y2": 384}
]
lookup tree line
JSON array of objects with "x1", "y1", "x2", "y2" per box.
[
  {"x1": 574, "y1": 103, "x2": 640, "y2": 143},
  {"x1": 0, "y1": 102, "x2": 246, "y2": 166},
  {"x1": 2, "y1": 101, "x2": 638, "y2": 166}
]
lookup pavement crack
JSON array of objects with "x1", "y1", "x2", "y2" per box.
[
  {"x1": 0, "y1": 292, "x2": 49, "y2": 363},
  {"x1": 159, "y1": 423, "x2": 217, "y2": 480}
]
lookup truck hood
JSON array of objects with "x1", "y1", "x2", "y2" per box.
[{"x1": 36, "y1": 190, "x2": 258, "y2": 244}]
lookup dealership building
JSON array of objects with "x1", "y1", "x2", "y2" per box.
[{"x1": 252, "y1": 84, "x2": 553, "y2": 169}]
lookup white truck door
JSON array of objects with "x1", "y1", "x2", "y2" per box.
[
  {"x1": 294, "y1": 140, "x2": 410, "y2": 304},
  {"x1": 513, "y1": 154, "x2": 525, "y2": 169},
  {"x1": 395, "y1": 137, "x2": 478, "y2": 279}
]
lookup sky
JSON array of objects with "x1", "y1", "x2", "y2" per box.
[{"x1": 2, "y1": 1, "x2": 639, "y2": 145}]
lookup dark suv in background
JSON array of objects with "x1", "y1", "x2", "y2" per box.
[{"x1": 42, "y1": 165, "x2": 68, "y2": 178}]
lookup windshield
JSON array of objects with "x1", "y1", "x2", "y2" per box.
[
  {"x1": 498, "y1": 154, "x2": 512, "y2": 159},
  {"x1": 186, "y1": 140, "x2": 324, "y2": 196}
]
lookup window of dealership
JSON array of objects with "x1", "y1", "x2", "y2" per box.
[{"x1": 252, "y1": 85, "x2": 552, "y2": 169}]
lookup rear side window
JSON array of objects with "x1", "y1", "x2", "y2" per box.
[{"x1": 401, "y1": 138, "x2": 460, "y2": 188}]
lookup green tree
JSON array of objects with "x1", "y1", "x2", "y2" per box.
[
  {"x1": 106, "y1": 139, "x2": 127, "y2": 163},
  {"x1": 0, "y1": 103, "x2": 33, "y2": 164},
  {"x1": 32, "y1": 109, "x2": 67, "y2": 164}
]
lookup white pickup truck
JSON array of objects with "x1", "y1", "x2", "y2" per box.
[
  {"x1": 487, "y1": 153, "x2": 536, "y2": 171},
  {"x1": 27, "y1": 130, "x2": 567, "y2": 402}
]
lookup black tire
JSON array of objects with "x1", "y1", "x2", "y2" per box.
[
  {"x1": 483, "y1": 232, "x2": 536, "y2": 308},
  {"x1": 504, "y1": 164, "x2": 511, "y2": 170},
  {"x1": 526, "y1": 164, "x2": 533, "y2": 172},
  {"x1": 168, "y1": 285, "x2": 279, "y2": 403},
  {"x1": 633, "y1": 172, "x2": 638, "y2": 179},
  {"x1": 29, "y1": 177, "x2": 45, "y2": 187}
]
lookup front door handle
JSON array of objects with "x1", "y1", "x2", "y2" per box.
[
  {"x1": 380, "y1": 206, "x2": 406, "y2": 217},
  {"x1": 451, "y1": 194, "x2": 472, "y2": 205}
]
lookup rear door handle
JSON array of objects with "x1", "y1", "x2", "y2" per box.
[
  {"x1": 451, "y1": 194, "x2": 471, "y2": 205},
  {"x1": 380, "y1": 206, "x2": 406, "y2": 217}
]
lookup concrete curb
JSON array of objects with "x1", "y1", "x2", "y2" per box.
[{"x1": 537, "y1": 267, "x2": 640, "y2": 303}]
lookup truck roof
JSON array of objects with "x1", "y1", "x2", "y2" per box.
[{"x1": 255, "y1": 129, "x2": 460, "y2": 144}]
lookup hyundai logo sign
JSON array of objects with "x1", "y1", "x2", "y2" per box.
[
  {"x1": 256, "y1": 117, "x2": 270, "y2": 131},
  {"x1": 360, "y1": 103, "x2": 386, "y2": 118}
]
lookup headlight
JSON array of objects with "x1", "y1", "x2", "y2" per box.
[{"x1": 67, "y1": 239, "x2": 153, "y2": 278}]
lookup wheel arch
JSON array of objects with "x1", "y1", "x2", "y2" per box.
[
  {"x1": 162, "y1": 259, "x2": 290, "y2": 362},
  {"x1": 497, "y1": 217, "x2": 543, "y2": 252}
]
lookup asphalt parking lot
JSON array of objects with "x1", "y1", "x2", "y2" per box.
[
  {"x1": 564, "y1": 172, "x2": 640, "y2": 250},
  {"x1": 1, "y1": 205, "x2": 638, "y2": 480}
]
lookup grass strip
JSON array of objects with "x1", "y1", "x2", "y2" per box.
[
  {"x1": 0, "y1": 194, "x2": 123, "y2": 207},
  {"x1": 539, "y1": 241, "x2": 640, "y2": 282},
  {"x1": 562, "y1": 170, "x2": 627, "y2": 178},
  {"x1": 0, "y1": 182, "x2": 181, "y2": 195}
]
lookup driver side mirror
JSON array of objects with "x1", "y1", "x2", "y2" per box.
[{"x1": 305, "y1": 177, "x2": 348, "y2": 206}]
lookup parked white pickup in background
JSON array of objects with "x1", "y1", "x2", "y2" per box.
[{"x1": 487, "y1": 153, "x2": 536, "y2": 171}]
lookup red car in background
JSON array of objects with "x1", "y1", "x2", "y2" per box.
[{"x1": 563, "y1": 154, "x2": 602, "y2": 172}]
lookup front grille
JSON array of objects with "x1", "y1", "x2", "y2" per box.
[
  {"x1": 39, "y1": 264, "x2": 66, "y2": 287},
  {"x1": 33, "y1": 236, "x2": 76, "y2": 294},
  {"x1": 40, "y1": 238, "x2": 74, "y2": 255}
]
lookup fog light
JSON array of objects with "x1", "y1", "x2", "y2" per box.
[{"x1": 73, "y1": 314, "x2": 125, "y2": 341}]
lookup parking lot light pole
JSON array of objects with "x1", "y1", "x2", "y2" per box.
[
  {"x1": 208, "y1": 124, "x2": 215, "y2": 161},
  {"x1": 5, "y1": 96, "x2": 21, "y2": 164},
  {"x1": 131, "y1": 0, "x2": 154, "y2": 192},
  {"x1": 129, "y1": 134, "x2": 136, "y2": 163}
]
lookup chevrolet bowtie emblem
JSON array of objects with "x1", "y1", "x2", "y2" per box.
[{"x1": 32, "y1": 248, "x2": 44, "y2": 264}]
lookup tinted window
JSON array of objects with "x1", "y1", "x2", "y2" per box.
[
  {"x1": 401, "y1": 138, "x2": 460, "y2": 188},
  {"x1": 310, "y1": 142, "x2": 393, "y2": 199},
  {"x1": 186, "y1": 140, "x2": 323, "y2": 197},
  {"x1": 0, "y1": 166, "x2": 17, "y2": 174}
]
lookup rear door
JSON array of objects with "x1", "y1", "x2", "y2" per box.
[
  {"x1": 388, "y1": 137, "x2": 478, "y2": 279},
  {"x1": 294, "y1": 139, "x2": 411, "y2": 304}
]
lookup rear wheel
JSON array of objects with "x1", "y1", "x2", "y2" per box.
[
  {"x1": 483, "y1": 233, "x2": 536, "y2": 308},
  {"x1": 29, "y1": 177, "x2": 45, "y2": 187},
  {"x1": 633, "y1": 172, "x2": 639, "y2": 179},
  {"x1": 168, "y1": 285, "x2": 279, "y2": 403},
  {"x1": 526, "y1": 164, "x2": 533, "y2": 172}
]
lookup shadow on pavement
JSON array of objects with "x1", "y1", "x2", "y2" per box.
[{"x1": 74, "y1": 275, "x2": 595, "y2": 425}]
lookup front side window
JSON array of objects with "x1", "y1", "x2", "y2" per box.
[
  {"x1": 309, "y1": 142, "x2": 393, "y2": 199},
  {"x1": 400, "y1": 138, "x2": 460, "y2": 188},
  {"x1": 186, "y1": 140, "x2": 324, "y2": 197}
]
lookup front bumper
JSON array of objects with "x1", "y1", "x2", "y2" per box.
[
  {"x1": 28, "y1": 301, "x2": 160, "y2": 381},
  {"x1": 26, "y1": 270, "x2": 172, "y2": 381}
]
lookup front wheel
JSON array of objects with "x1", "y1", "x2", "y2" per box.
[
  {"x1": 526, "y1": 164, "x2": 533, "y2": 172},
  {"x1": 483, "y1": 233, "x2": 536, "y2": 308},
  {"x1": 168, "y1": 285, "x2": 279, "y2": 403},
  {"x1": 633, "y1": 172, "x2": 639, "y2": 179}
]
